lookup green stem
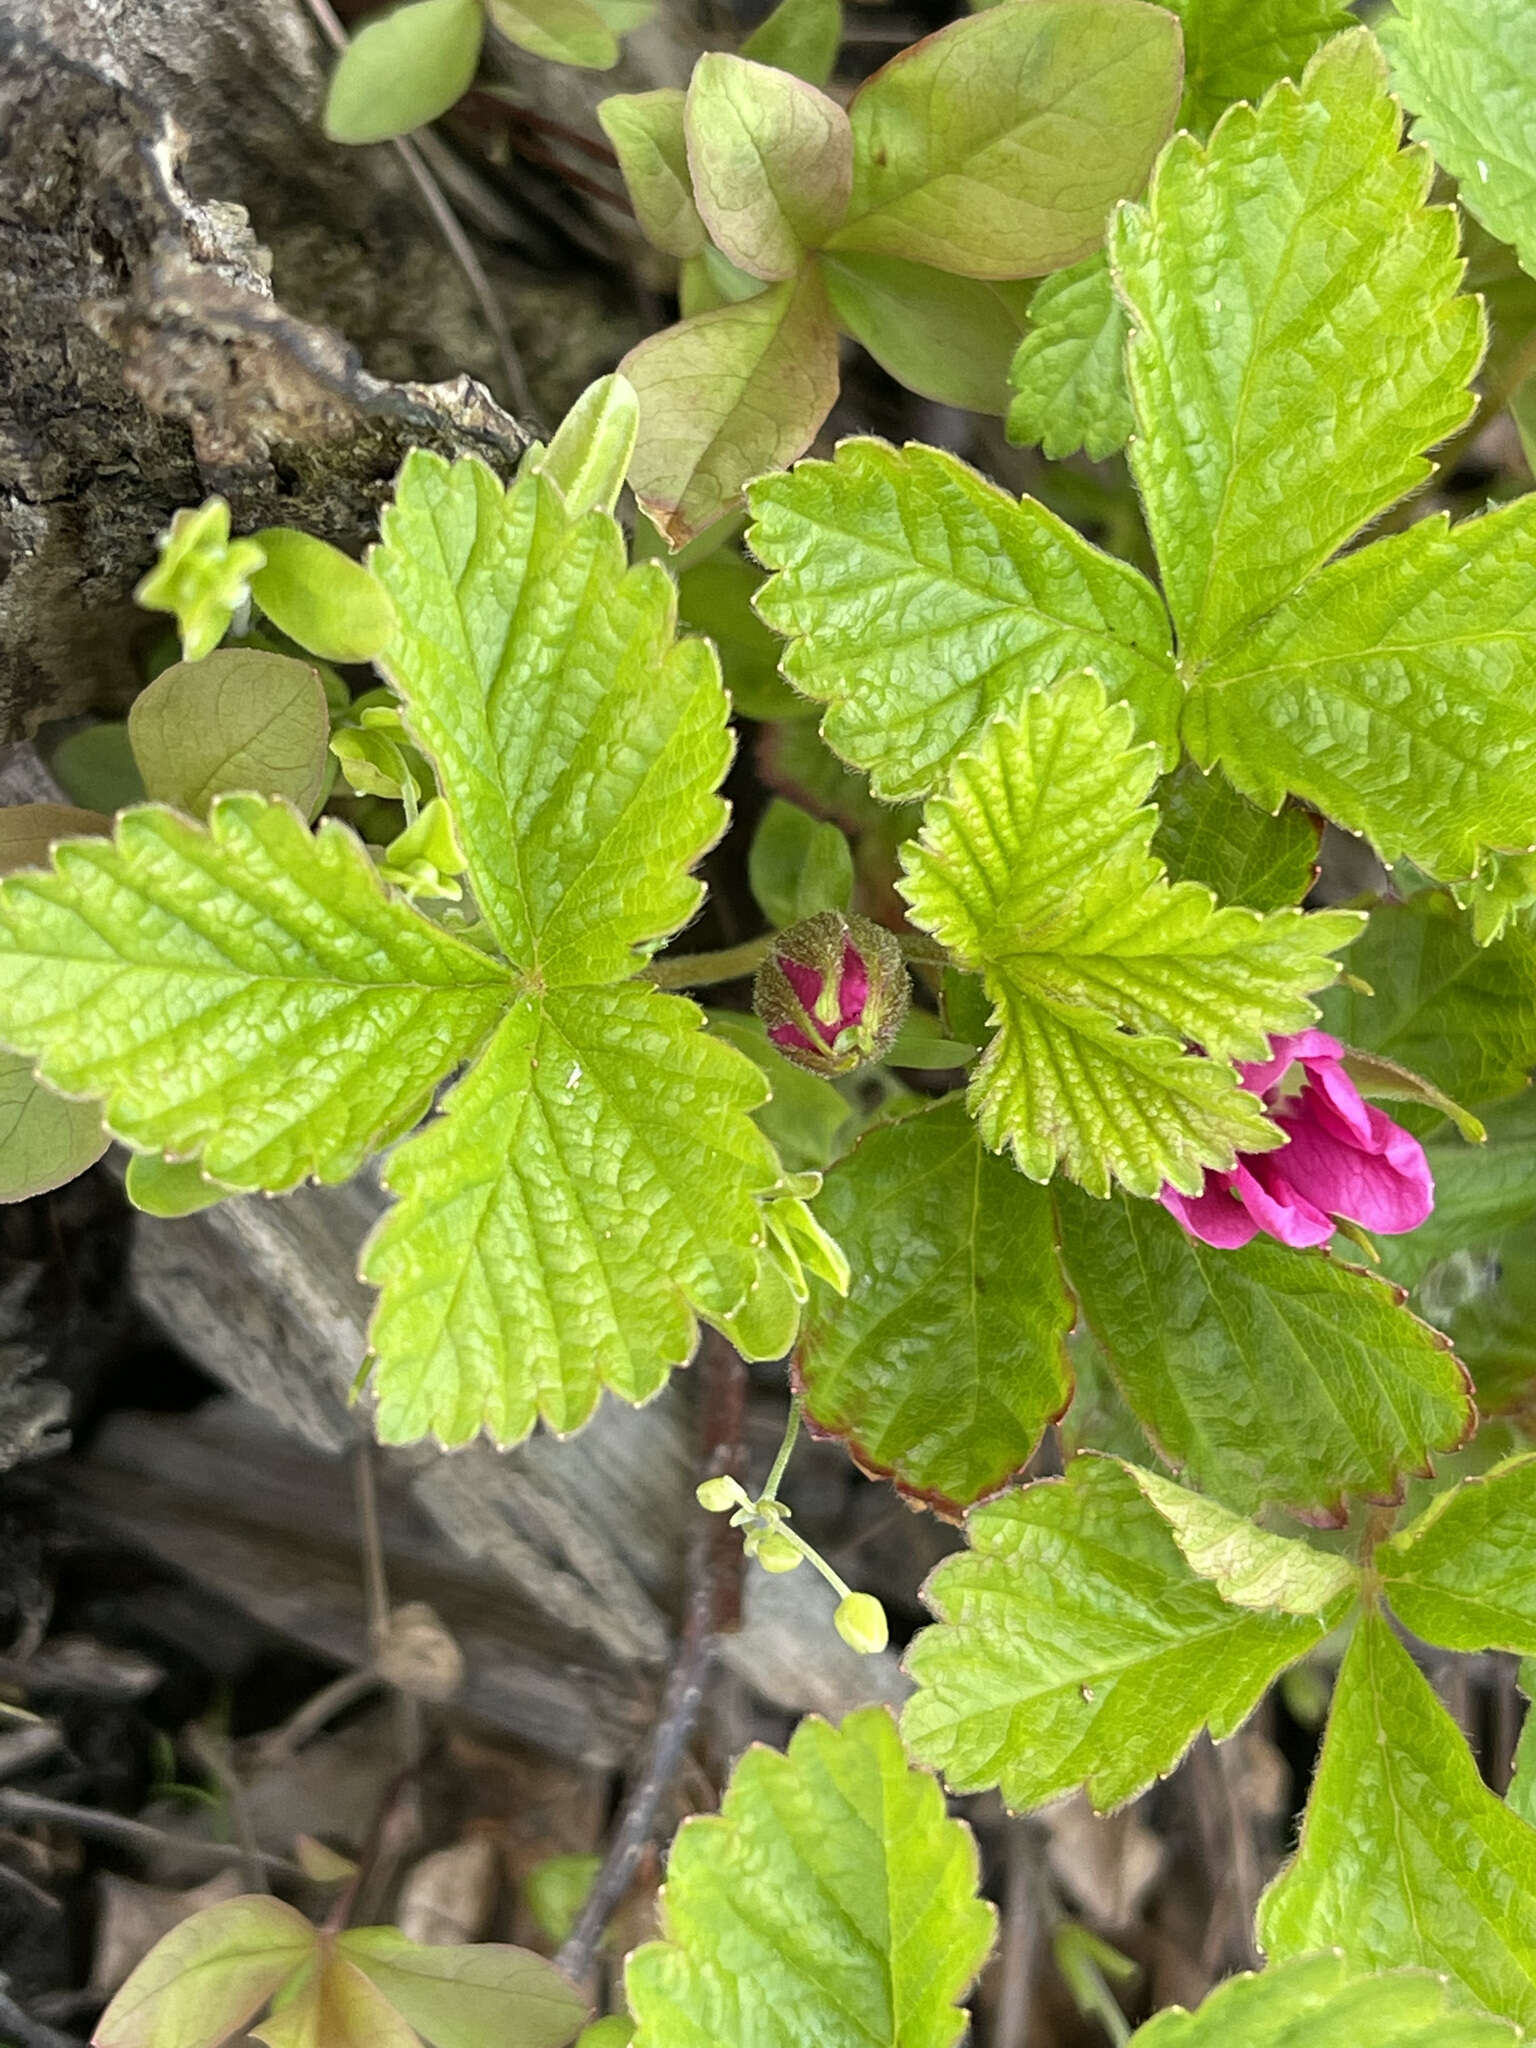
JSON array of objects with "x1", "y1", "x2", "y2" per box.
[
  {"x1": 759, "y1": 1400, "x2": 801, "y2": 1509},
  {"x1": 646, "y1": 929, "x2": 950, "y2": 991}
]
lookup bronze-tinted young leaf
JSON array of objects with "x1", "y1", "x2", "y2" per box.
[
  {"x1": 822, "y1": 252, "x2": 1029, "y2": 413},
  {"x1": 0, "y1": 1052, "x2": 107, "y2": 1205},
  {"x1": 337, "y1": 1927, "x2": 588, "y2": 2048},
  {"x1": 684, "y1": 54, "x2": 852, "y2": 280},
  {"x1": 795, "y1": 1096, "x2": 1073, "y2": 1512},
  {"x1": 622, "y1": 268, "x2": 839, "y2": 545},
  {"x1": 94, "y1": 1893, "x2": 317, "y2": 2048},
  {"x1": 485, "y1": 0, "x2": 618, "y2": 69},
  {"x1": 827, "y1": 0, "x2": 1183, "y2": 279},
  {"x1": 128, "y1": 651, "x2": 332, "y2": 822},
  {"x1": 597, "y1": 90, "x2": 707, "y2": 258},
  {"x1": 740, "y1": 0, "x2": 841, "y2": 89}
]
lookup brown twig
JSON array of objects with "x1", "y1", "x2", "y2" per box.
[
  {"x1": 0, "y1": 1789, "x2": 302, "y2": 1881},
  {"x1": 554, "y1": 1334, "x2": 746, "y2": 1982},
  {"x1": 995, "y1": 1821, "x2": 1048, "y2": 2048}
]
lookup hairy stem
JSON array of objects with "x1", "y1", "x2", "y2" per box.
[{"x1": 646, "y1": 929, "x2": 949, "y2": 990}]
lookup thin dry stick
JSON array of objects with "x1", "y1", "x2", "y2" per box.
[
  {"x1": 354, "y1": 1443, "x2": 422, "y2": 1767},
  {"x1": 299, "y1": 0, "x2": 534, "y2": 420},
  {"x1": 994, "y1": 1822, "x2": 1047, "y2": 2048},
  {"x1": 0, "y1": 1788, "x2": 303, "y2": 1881},
  {"x1": 184, "y1": 1725, "x2": 267, "y2": 1896}
]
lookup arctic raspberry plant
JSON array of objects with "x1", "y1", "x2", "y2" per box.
[{"x1": 10, "y1": 1, "x2": 1536, "y2": 2039}]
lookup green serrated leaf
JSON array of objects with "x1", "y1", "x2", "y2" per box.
[
  {"x1": 822, "y1": 253, "x2": 1028, "y2": 414},
  {"x1": 746, "y1": 440, "x2": 1180, "y2": 800},
  {"x1": 675, "y1": 553, "x2": 805, "y2": 722},
  {"x1": 1005, "y1": 253, "x2": 1131, "y2": 462},
  {"x1": 794, "y1": 1096, "x2": 1072, "y2": 1513},
  {"x1": 597, "y1": 91, "x2": 707, "y2": 259},
  {"x1": 1381, "y1": 1090, "x2": 1536, "y2": 1292},
  {"x1": 361, "y1": 985, "x2": 778, "y2": 1444},
  {"x1": 898, "y1": 673, "x2": 1358, "y2": 1198},
  {"x1": 336, "y1": 1927, "x2": 587, "y2": 2048},
  {"x1": 1379, "y1": 1452, "x2": 1536, "y2": 1654},
  {"x1": 747, "y1": 798, "x2": 852, "y2": 929},
  {"x1": 623, "y1": 269, "x2": 840, "y2": 547},
  {"x1": 1110, "y1": 31, "x2": 1484, "y2": 665},
  {"x1": 704, "y1": 1011, "x2": 850, "y2": 1172},
  {"x1": 626, "y1": 1707, "x2": 995, "y2": 2048},
  {"x1": 373, "y1": 454, "x2": 731, "y2": 980},
  {"x1": 1381, "y1": 0, "x2": 1536, "y2": 282},
  {"x1": 684, "y1": 55, "x2": 851, "y2": 281},
  {"x1": 128, "y1": 650, "x2": 332, "y2": 822},
  {"x1": 1186, "y1": 502, "x2": 1536, "y2": 885},
  {"x1": 903, "y1": 1459, "x2": 1324, "y2": 1813},
  {"x1": 1167, "y1": 0, "x2": 1353, "y2": 134},
  {"x1": 323, "y1": 0, "x2": 483, "y2": 143},
  {"x1": 826, "y1": 0, "x2": 1182, "y2": 279},
  {"x1": 485, "y1": 0, "x2": 617, "y2": 69},
  {"x1": 533, "y1": 375, "x2": 640, "y2": 520},
  {"x1": 1319, "y1": 894, "x2": 1536, "y2": 1110},
  {"x1": 1258, "y1": 1609, "x2": 1536, "y2": 2029},
  {"x1": 739, "y1": 0, "x2": 841, "y2": 89},
  {"x1": 248, "y1": 531, "x2": 396, "y2": 664},
  {"x1": 1118, "y1": 1463, "x2": 1359, "y2": 1615},
  {"x1": 0, "y1": 1051, "x2": 107, "y2": 1204},
  {"x1": 1152, "y1": 764, "x2": 1319, "y2": 912},
  {"x1": 93, "y1": 1893, "x2": 317, "y2": 2048},
  {"x1": 1055, "y1": 1185, "x2": 1472, "y2": 1519},
  {"x1": 1129, "y1": 1953, "x2": 1521, "y2": 2048},
  {"x1": 1510, "y1": 1660, "x2": 1536, "y2": 1828},
  {"x1": 0, "y1": 797, "x2": 509, "y2": 1194}
]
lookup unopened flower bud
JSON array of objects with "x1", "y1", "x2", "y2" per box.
[
  {"x1": 833, "y1": 1591, "x2": 889, "y2": 1656},
  {"x1": 696, "y1": 1476, "x2": 737, "y2": 1513},
  {"x1": 746, "y1": 1527, "x2": 803, "y2": 1574},
  {"x1": 753, "y1": 911, "x2": 910, "y2": 1078}
]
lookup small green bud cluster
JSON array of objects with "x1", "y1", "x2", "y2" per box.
[{"x1": 695, "y1": 1465, "x2": 889, "y2": 1655}]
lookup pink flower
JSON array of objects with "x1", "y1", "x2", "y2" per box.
[{"x1": 1160, "y1": 1030, "x2": 1434, "y2": 1251}]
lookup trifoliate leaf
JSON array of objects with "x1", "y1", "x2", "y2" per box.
[
  {"x1": 747, "y1": 798, "x2": 852, "y2": 929},
  {"x1": 1319, "y1": 894, "x2": 1536, "y2": 1110},
  {"x1": 597, "y1": 91, "x2": 706, "y2": 259},
  {"x1": 1187, "y1": 502, "x2": 1536, "y2": 885},
  {"x1": 822, "y1": 254, "x2": 1029, "y2": 415},
  {"x1": 626, "y1": 1707, "x2": 995, "y2": 2048},
  {"x1": 0, "y1": 804, "x2": 111, "y2": 873},
  {"x1": 747, "y1": 439, "x2": 1180, "y2": 799},
  {"x1": 1166, "y1": 0, "x2": 1353, "y2": 135},
  {"x1": 323, "y1": 0, "x2": 483, "y2": 144},
  {"x1": 94, "y1": 1893, "x2": 317, "y2": 2048},
  {"x1": 1110, "y1": 31, "x2": 1484, "y2": 664},
  {"x1": 0, "y1": 797, "x2": 509, "y2": 1193},
  {"x1": 1055, "y1": 1186, "x2": 1472, "y2": 1520},
  {"x1": 903, "y1": 1459, "x2": 1324, "y2": 1813},
  {"x1": 373, "y1": 454, "x2": 731, "y2": 981},
  {"x1": 1119, "y1": 1463, "x2": 1359, "y2": 1615},
  {"x1": 336, "y1": 1927, "x2": 587, "y2": 2048},
  {"x1": 0, "y1": 1052, "x2": 107, "y2": 1204},
  {"x1": 1381, "y1": 0, "x2": 1536, "y2": 281},
  {"x1": 1258, "y1": 1610, "x2": 1536, "y2": 2029},
  {"x1": 127, "y1": 651, "x2": 332, "y2": 822},
  {"x1": 826, "y1": 0, "x2": 1182, "y2": 279},
  {"x1": 684, "y1": 55, "x2": 851, "y2": 281},
  {"x1": 252, "y1": 1951, "x2": 419, "y2": 2048},
  {"x1": 1151, "y1": 765, "x2": 1319, "y2": 912},
  {"x1": 1129, "y1": 1952, "x2": 1521, "y2": 2048},
  {"x1": 1380, "y1": 1453, "x2": 1536, "y2": 1654},
  {"x1": 1005, "y1": 254, "x2": 1131, "y2": 461},
  {"x1": 361, "y1": 984, "x2": 779, "y2": 1444},
  {"x1": 248, "y1": 530, "x2": 396, "y2": 663},
  {"x1": 622, "y1": 269, "x2": 840, "y2": 546},
  {"x1": 739, "y1": 0, "x2": 841, "y2": 90},
  {"x1": 484, "y1": 0, "x2": 617, "y2": 70},
  {"x1": 898, "y1": 673, "x2": 1359, "y2": 1198},
  {"x1": 794, "y1": 1096, "x2": 1073, "y2": 1513}
]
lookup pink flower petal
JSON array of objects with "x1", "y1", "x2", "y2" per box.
[
  {"x1": 1234, "y1": 1155, "x2": 1338, "y2": 1248},
  {"x1": 836, "y1": 941, "x2": 869, "y2": 1033},
  {"x1": 1160, "y1": 1175, "x2": 1261, "y2": 1249},
  {"x1": 1239, "y1": 1029, "x2": 1344, "y2": 1100},
  {"x1": 779, "y1": 956, "x2": 823, "y2": 1015},
  {"x1": 769, "y1": 1020, "x2": 819, "y2": 1057},
  {"x1": 1271, "y1": 1098, "x2": 1434, "y2": 1236},
  {"x1": 1301, "y1": 1057, "x2": 1375, "y2": 1147}
]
